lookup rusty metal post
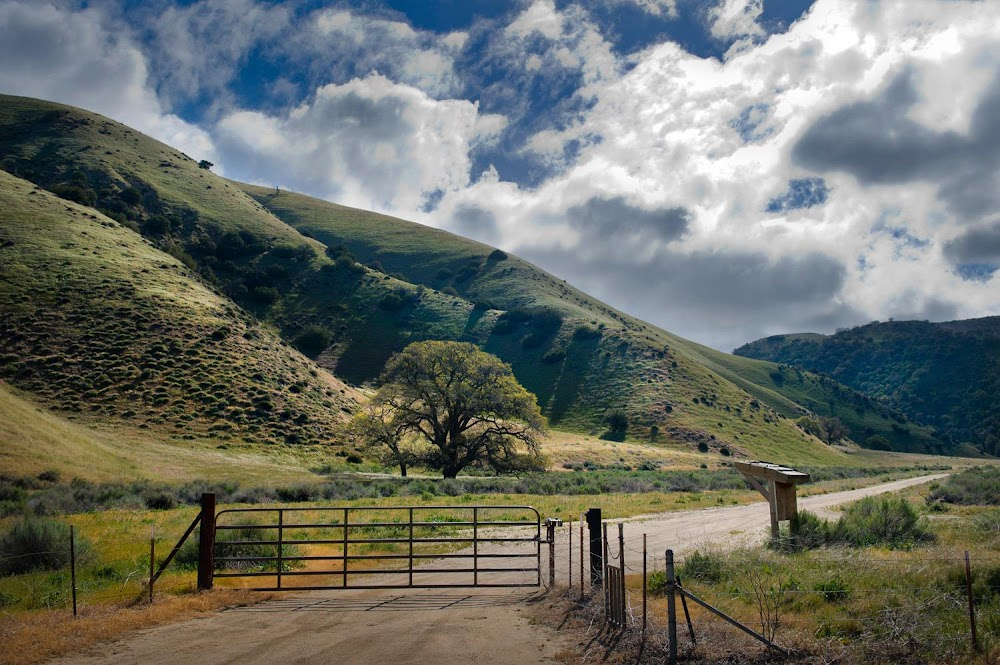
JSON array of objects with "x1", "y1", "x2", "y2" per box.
[
  {"x1": 642, "y1": 534, "x2": 647, "y2": 633},
  {"x1": 474, "y1": 507, "x2": 479, "y2": 587},
  {"x1": 149, "y1": 525, "x2": 155, "y2": 604},
  {"x1": 569, "y1": 523, "x2": 574, "y2": 589},
  {"x1": 70, "y1": 525, "x2": 78, "y2": 616},
  {"x1": 966, "y1": 550, "x2": 980, "y2": 651},
  {"x1": 666, "y1": 549, "x2": 677, "y2": 665},
  {"x1": 197, "y1": 493, "x2": 216, "y2": 590}
]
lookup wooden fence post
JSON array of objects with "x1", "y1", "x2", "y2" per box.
[
  {"x1": 966, "y1": 550, "x2": 980, "y2": 652},
  {"x1": 197, "y1": 493, "x2": 216, "y2": 590},
  {"x1": 667, "y1": 549, "x2": 677, "y2": 665}
]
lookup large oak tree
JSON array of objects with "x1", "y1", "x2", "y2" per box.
[{"x1": 361, "y1": 341, "x2": 546, "y2": 478}]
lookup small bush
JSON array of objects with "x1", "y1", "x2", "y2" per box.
[
  {"x1": 294, "y1": 324, "x2": 333, "y2": 357},
  {"x1": 0, "y1": 517, "x2": 89, "y2": 576},
  {"x1": 928, "y1": 466, "x2": 1000, "y2": 506},
  {"x1": 541, "y1": 348, "x2": 566, "y2": 364},
  {"x1": 681, "y1": 549, "x2": 725, "y2": 583},
  {"x1": 647, "y1": 569, "x2": 670, "y2": 596},
  {"x1": 572, "y1": 325, "x2": 601, "y2": 341},
  {"x1": 814, "y1": 576, "x2": 850, "y2": 603},
  {"x1": 832, "y1": 496, "x2": 932, "y2": 549}
]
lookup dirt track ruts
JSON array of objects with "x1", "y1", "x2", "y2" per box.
[{"x1": 47, "y1": 474, "x2": 946, "y2": 665}]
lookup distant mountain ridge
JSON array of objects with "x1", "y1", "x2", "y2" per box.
[
  {"x1": 734, "y1": 318, "x2": 1000, "y2": 455},
  {"x1": 0, "y1": 94, "x2": 946, "y2": 466}
]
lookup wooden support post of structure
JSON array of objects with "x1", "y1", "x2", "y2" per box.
[{"x1": 734, "y1": 461, "x2": 810, "y2": 538}]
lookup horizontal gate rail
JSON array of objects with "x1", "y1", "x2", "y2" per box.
[{"x1": 211, "y1": 505, "x2": 541, "y2": 590}]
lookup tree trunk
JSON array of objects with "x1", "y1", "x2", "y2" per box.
[{"x1": 400, "y1": 464, "x2": 407, "y2": 477}]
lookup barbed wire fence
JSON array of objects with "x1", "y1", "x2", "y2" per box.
[
  {"x1": 553, "y1": 521, "x2": 998, "y2": 663},
  {"x1": 0, "y1": 520, "x2": 201, "y2": 618}
]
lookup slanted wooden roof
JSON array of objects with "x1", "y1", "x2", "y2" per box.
[{"x1": 733, "y1": 460, "x2": 811, "y2": 484}]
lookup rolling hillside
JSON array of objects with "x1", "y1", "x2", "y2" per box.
[
  {"x1": 0, "y1": 167, "x2": 359, "y2": 458},
  {"x1": 0, "y1": 94, "x2": 947, "y2": 467},
  {"x1": 735, "y1": 319, "x2": 1000, "y2": 455}
]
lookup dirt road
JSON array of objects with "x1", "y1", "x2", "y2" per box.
[{"x1": 49, "y1": 474, "x2": 945, "y2": 665}]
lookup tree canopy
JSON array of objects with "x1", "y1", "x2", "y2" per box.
[{"x1": 358, "y1": 341, "x2": 546, "y2": 478}]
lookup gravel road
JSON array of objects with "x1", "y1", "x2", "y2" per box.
[{"x1": 48, "y1": 474, "x2": 945, "y2": 665}]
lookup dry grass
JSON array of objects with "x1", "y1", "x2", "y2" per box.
[{"x1": 0, "y1": 589, "x2": 278, "y2": 665}]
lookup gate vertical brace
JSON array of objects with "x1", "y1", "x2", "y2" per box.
[
  {"x1": 197, "y1": 493, "x2": 216, "y2": 591},
  {"x1": 568, "y1": 523, "x2": 572, "y2": 589},
  {"x1": 473, "y1": 507, "x2": 479, "y2": 587},
  {"x1": 579, "y1": 519, "x2": 584, "y2": 598},
  {"x1": 548, "y1": 521, "x2": 556, "y2": 587},
  {"x1": 602, "y1": 523, "x2": 609, "y2": 617},
  {"x1": 666, "y1": 549, "x2": 677, "y2": 665},
  {"x1": 408, "y1": 508, "x2": 414, "y2": 588},
  {"x1": 536, "y1": 512, "x2": 541, "y2": 587},
  {"x1": 342, "y1": 507, "x2": 349, "y2": 589},
  {"x1": 276, "y1": 510, "x2": 283, "y2": 590}
]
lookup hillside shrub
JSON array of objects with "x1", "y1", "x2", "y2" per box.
[
  {"x1": 49, "y1": 183, "x2": 96, "y2": 207},
  {"x1": 0, "y1": 517, "x2": 90, "y2": 576},
  {"x1": 249, "y1": 286, "x2": 279, "y2": 305},
  {"x1": 294, "y1": 324, "x2": 333, "y2": 357},
  {"x1": 487, "y1": 249, "x2": 508, "y2": 261},
  {"x1": 572, "y1": 325, "x2": 602, "y2": 341},
  {"x1": 541, "y1": 348, "x2": 566, "y2": 364}
]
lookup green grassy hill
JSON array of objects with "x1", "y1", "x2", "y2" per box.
[
  {"x1": 735, "y1": 319, "x2": 1000, "y2": 455},
  {"x1": 0, "y1": 94, "x2": 947, "y2": 467},
  {"x1": 0, "y1": 168, "x2": 359, "y2": 455}
]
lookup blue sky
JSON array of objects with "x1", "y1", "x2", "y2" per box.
[{"x1": 1, "y1": 0, "x2": 999, "y2": 350}]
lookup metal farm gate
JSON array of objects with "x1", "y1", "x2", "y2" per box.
[{"x1": 203, "y1": 504, "x2": 542, "y2": 591}]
